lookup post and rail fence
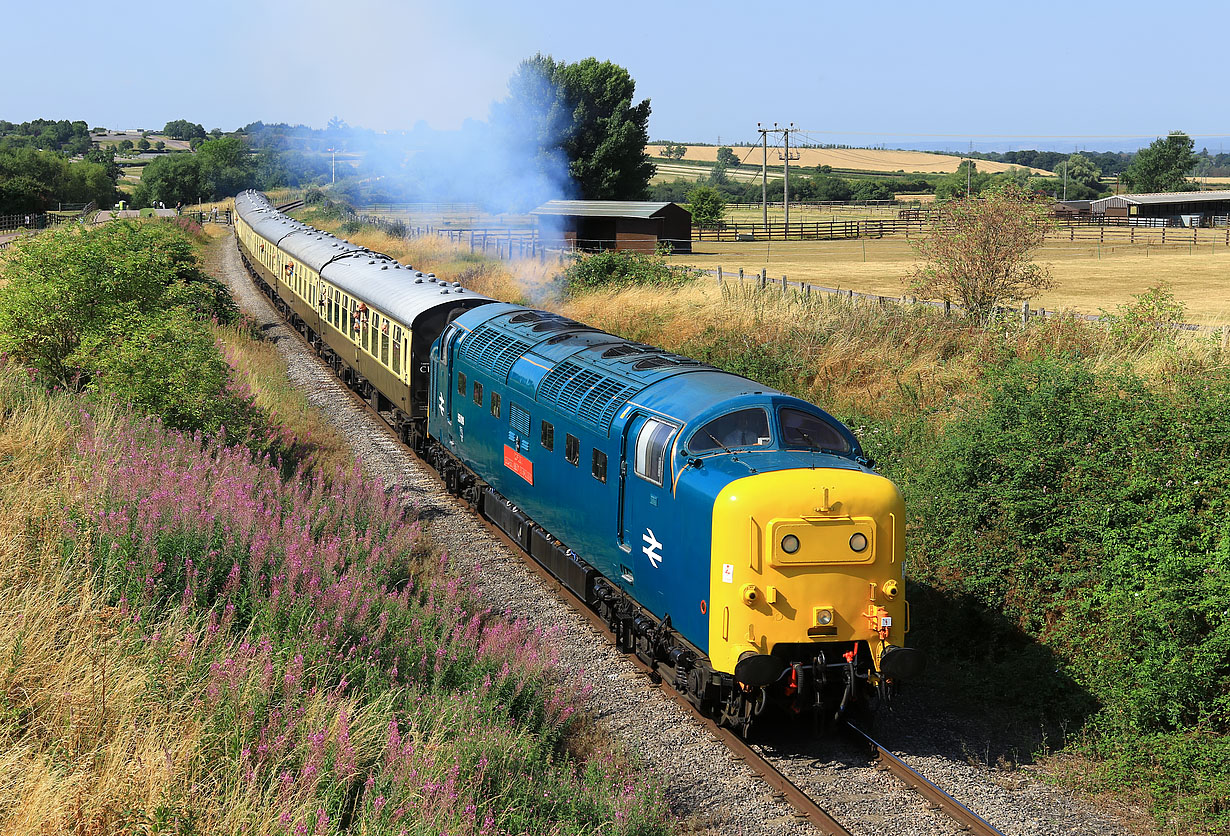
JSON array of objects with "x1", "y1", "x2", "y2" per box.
[{"x1": 694, "y1": 265, "x2": 1228, "y2": 349}]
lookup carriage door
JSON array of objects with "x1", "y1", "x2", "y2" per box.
[{"x1": 618, "y1": 414, "x2": 677, "y2": 605}]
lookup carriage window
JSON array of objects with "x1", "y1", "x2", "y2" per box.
[
  {"x1": 392, "y1": 327, "x2": 402, "y2": 374},
  {"x1": 490, "y1": 391, "x2": 500, "y2": 418},
  {"x1": 778, "y1": 407, "x2": 851, "y2": 454},
  {"x1": 592, "y1": 449, "x2": 607, "y2": 483},
  {"x1": 363, "y1": 313, "x2": 371, "y2": 352},
  {"x1": 541, "y1": 420, "x2": 554, "y2": 451},
  {"x1": 473, "y1": 381, "x2": 483, "y2": 406},
  {"x1": 634, "y1": 418, "x2": 676, "y2": 485},
  {"x1": 457, "y1": 372, "x2": 466, "y2": 396},
  {"x1": 565, "y1": 433, "x2": 579, "y2": 466},
  {"x1": 381, "y1": 330, "x2": 390, "y2": 365},
  {"x1": 690, "y1": 408, "x2": 771, "y2": 454}
]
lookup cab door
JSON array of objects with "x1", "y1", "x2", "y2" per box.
[
  {"x1": 617, "y1": 413, "x2": 678, "y2": 612},
  {"x1": 431, "y1": 324, "x2": 463, "y2": 446}
]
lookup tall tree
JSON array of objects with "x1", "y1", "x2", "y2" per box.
[
  {"x1": 716, "y1": 146, "x2": 740, "y2": 168},
  {"x1": 499, "y1": 54, "x2": 654, "y2": 200},
  {"x1": 1122, "y1": 132, "x2": 1197, "y2": 193}
]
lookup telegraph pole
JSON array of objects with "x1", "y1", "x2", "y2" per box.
[
  {"x1": 757, "y1": 124, "x2": 768, "y2": 226},
  {"x1": 757, "y1": 122, "x2": 797, "y2": 227},
  {"x1": 783, "y1": 124, "x2": 793, "y2": 228}
]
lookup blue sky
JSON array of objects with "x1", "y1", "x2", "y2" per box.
[{"x1": 9, "y1": 0, "x2": 1229, "y2": 152}]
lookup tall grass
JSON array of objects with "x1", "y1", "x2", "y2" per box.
[
  {"x1": 560, "y1": 279, "x2": 1226, "y2": 426},
  {"x1": 0, "y1": 362, "x2": 669, "y2": 835}
]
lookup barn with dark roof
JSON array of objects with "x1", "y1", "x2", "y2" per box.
[
  {"x1": 531, "y1": 200, "x2": 692, "y2": 254},
  {"x1": 1091, "y1": 191, "x2": 1230, "y2": 226}
]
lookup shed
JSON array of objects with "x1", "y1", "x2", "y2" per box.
[
  {"x1": 531, "y1": 200, "x2": 692, "y2": 254},
  {"x1": 1090, "y1": 191, "x2": 1230, "y2": 226}
]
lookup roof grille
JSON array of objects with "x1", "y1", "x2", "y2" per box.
[
  {"x1": 539, "y1": 361, "x2": 639, "y2": 433},
  {"x1": 460, "y1": 326, "x2": 532, "y2": 379}
]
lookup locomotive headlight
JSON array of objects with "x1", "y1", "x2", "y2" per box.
[
  {"x1": 849, "y1": 532, "x2": 868, "y2": 553},
  {"x1": 816, "y1": 607, "x2": 834, "y2": 626},
  {"x1": 781, "y1": 534, "x2": 800, "y2": 554}
]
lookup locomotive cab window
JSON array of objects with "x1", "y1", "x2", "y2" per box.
[
  {"x1": 457, "y1": 372, "x2": 466, "y2": 396},
  {"x1": 690, "y1": 408, "x2": 771, "y2": 454},
  {"x1": 634, "y1": 418, "x2": 676, "y2": 486},
  {"x1": 565, "y1": 433, "x2": 579, "y2": 466},
  {"x1": 592, "y1": 449, "x2": 607, "y2": 483},
  {"x1": 541, "y1": 420, "x2": 554, "y2": 451},
  {"x1": 473, "y1": 381, "x2": 483, "y2": 406},
  {"x1": 778, "y1": 407, "x2": 851, "y2": 454}
]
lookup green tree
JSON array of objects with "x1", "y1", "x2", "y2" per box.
[
  {"x1": 499, "y1": 54, "x2": 654, "y2": 199},
  {"x1": 909, "y1": 183, "x2": 1054, "y2": 320},
  {"x1": 136, "y1": 137, "x2": 151, "y2": 151},
  {"x1": 1122, "y1": 132, "x2": 1197, "y2": 193},
  {"x1": 163, "y1": 119, "x2": 206, "y2": 140},
  {"x1": 716, "y1": 146, "x2": 740, "y2": 168},
  {"x1": 687, "y1": 185, "x2": 726, "y2": 227}
]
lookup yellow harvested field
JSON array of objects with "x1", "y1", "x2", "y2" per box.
[
  {"x1": 648, "y1": 145, "x2": 1052, "y2": 175},
  {"x1": 668, "y1": 236, "x2": 1230, "y2": 325}
]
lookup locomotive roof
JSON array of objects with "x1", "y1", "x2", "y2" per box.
[
  {"x1": 452, "y1": 303, "x2": 799, "y2": 436},
  {"x1": 235, "y1": 191, "x2": 495, "y2": 326}
]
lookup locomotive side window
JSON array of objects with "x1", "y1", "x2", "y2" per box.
[
  {"x1": 541, "y1": 421, "x2": 554, "y2": 451},
  {"x1": 634, "y1": 418, "x2": 676, "y2": 486},
  {"x1": 592, "y1": 449, "x2": 607, "y2": 483},
  {"x1": 778, "y1": 407, "x2": 850, "y2": 454},
  {"x1": 690, "y1": 408, "x2": 771, "y2": 454},
  {"x1": 457, "y1": 372, "x2": 466, "y2": 396},
  {"x1": 473, "y1": 381, "x2": 483, "y2": 406},
  {"x1": 565, "y1": 433, "x2": 579, "y2": 466},
  {"x1": 490, "y1": 391, "x2": 501, "y2": 418}
]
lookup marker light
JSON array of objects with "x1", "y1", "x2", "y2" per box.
[
  {"x1": 781, "y1": 534, "x2": 800, "y2": 554},
  {"x1": 849, "y1": 532, "x2": 868, "y2": 553}
]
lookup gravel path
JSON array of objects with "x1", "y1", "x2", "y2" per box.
[{"x1": 208, "y1": 231, "x2": 1140, "y2": 836}]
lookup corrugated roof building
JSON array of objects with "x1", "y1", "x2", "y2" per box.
[
  {"x1": 531, "y1": 200, "x2": 692, "y2": 254},
  {"x1": 1091, "y1": 191, "x2": 1230, "y2": 226}
]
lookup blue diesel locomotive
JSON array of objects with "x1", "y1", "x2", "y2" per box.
[{"x1": 235, "y1": 191, "x2": 923, "y2": 733}]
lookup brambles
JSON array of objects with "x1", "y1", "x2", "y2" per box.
[{"x1": 561, "y1": 247, "x2": 697, "y2": 297}]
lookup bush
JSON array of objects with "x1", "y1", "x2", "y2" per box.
[
  {"x1": 900, "y1": 356, "x2": 1230, "y2": 828},
  {"x1": 0, "y1": 220, "x2": 262, "y2": 442},
  {"x1": 561, "y1": 248, "x2": 697, "y2": 297}
]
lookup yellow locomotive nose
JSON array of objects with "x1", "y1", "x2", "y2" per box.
[{"x1": 709, "y1": 467, "x2": 908, "y2": 677}]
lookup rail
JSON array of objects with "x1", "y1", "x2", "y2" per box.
[{"x1": 846, "y1": 723, "x2": 1007, "y2": 836}]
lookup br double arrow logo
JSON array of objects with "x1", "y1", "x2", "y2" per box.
[{"x1": 642, "y1": 528, "x2": 663, "y2": 568}]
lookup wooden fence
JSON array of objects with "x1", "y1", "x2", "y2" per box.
[
  {"x1": 697, "y1": 265, "x2": 1229, "y2": 347},
  {"x1": 694, "y1": 217, "x2": 923, "y2": 241}
]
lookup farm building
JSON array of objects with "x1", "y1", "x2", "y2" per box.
[
  {"x1": 1091, "y1": 191, "x2": 1230, "y2": 227},
  {"x1": 531, "y1": 200, "x2": 692, "y2": 254}
]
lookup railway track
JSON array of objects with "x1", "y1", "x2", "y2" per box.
[{"x1": 235, "y1": 237, "x2": 1013, "y2": 836}]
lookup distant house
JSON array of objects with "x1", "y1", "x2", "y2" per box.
[
  {"x1": 531, "y1": 200, "x2": 692, "y2": 254},
  {"x1": 1091, "y1": 191, "x2": 1230, "y2": 227}
]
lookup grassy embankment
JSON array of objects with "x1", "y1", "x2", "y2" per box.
[
  {"x1": 0, "y1": 221, "x2": 670, "y2": 835},
  {"x1": 292, "y1": 207, "x2": 1230, "y2": 833}
]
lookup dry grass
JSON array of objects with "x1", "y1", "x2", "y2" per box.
[
  {"x1": 557, "y1": 279, "x2": 1225, "y2": 425},
  {"x1": 647, "y1": 144, "x2": 1052, "y2": 175},
  {"x1": 670, "y1": 236, "x2": 1230, "y2": 324},
  {"x1": 0, "y1": 375, "x2": 198, "y2": 834}
]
